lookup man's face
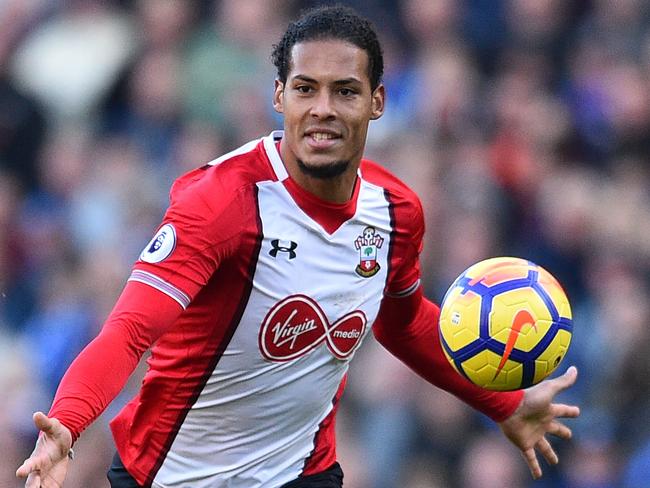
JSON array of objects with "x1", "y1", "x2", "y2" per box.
[{"x1": 273, "y1": 39, "x2": 385, "y2": 179}]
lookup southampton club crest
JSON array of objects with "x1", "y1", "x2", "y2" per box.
[{"x1": 354, "y1": 226, "x2": 384, "y2": 278}]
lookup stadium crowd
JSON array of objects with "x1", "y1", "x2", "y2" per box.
[{"x1": 1, "y1": 0, "x2": 649, "y2": 486}]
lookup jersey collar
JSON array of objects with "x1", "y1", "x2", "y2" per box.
[
  {"x1": 262, "y1": 130, "x2": 363, "y2": 182},
  {"x1": 262, "y1": 130, "x2": 362, "y2": 235},
  {"x1": 263, "y1": 131, "x2": 289, "y2": 181}
]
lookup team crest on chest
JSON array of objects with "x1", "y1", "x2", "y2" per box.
[{"x1": 354, "y1": 226, "x2": 384, "y2": 278}]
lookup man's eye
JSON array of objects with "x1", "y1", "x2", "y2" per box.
[
  {"x1": 339, "y1": 88, "x2": 356, "y2": 97},
  {"x1": 296, "y1": 86, "x2": 312, "y2": 94}
]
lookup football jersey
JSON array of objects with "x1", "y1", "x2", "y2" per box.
[{"x1": 110, "y1": 131, "x2": 424, "y2": 487}]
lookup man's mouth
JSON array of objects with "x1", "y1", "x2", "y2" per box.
[
  {"x1": 305, "y1": 128, "x2": 341, "y2": 142},
  {"x1": 310, "y1": 132, "x2": 337, "y2": 141}
]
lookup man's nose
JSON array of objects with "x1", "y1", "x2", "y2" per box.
[{"x1": 310, "y1": 91, "x2": 336, "y2": 119}]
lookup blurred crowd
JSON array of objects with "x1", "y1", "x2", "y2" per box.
[{"x1": 1, "y1": 0, "x2": 649, "y2": 487}]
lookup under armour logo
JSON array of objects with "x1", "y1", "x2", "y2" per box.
[{"x1": 269, "y1": 239, "x2": 298, "y2": 259}]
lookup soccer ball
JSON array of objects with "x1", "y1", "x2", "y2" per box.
[{"x1": 438, "y1": 257, "x2": 572, "y2": 391}]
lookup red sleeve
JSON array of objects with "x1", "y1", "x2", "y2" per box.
[
  {"x1": 372, "y1": 287, "x2": 523, "y2": 422},
  {"x1": 47, "y1": 281, "x2": 183, "y2": 443},
  {"x1": 385, "y1": 185, "x2": 424, "y2": 297},
  {"x1": 132, "y1": 166, "x2": 250, "y2": 305}
]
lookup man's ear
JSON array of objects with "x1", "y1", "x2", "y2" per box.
[
  {"x1": 273, "y1": 79, "x2": 285, "y2": 114},
  {"x1": 370, "y1": 83, "x2": 385, "y2": 120}
]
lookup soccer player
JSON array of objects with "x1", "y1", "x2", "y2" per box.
[{"x1": 16, "y1": 6, "x2": 579, "y2": 488}]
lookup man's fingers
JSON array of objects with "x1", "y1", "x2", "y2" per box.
[
  {"x1": 536, "y1": 437, "x2": 558, "y2": 465},
  {"x1": 551, "y1": 366, "x2": 578, "y2": 393},
  {"x1": 551, "y1": 402, "x2": 580, "y2": 419},
  {"x1": 521, "y1": 447, "x2": 542, "y2": 479},
  {"x1": 548, "y1": 420, "x2": 572, "y2": 440},
  {"x1": 16, "y1": 453, "x2": 49, "y2": 479},
  {"x1": 16, "y1": 458, "x2": 38, "y2": 478},
  {"x1": 33, "y1": 411, "x2": 56, "y2": 435},
  {"x1": 25, "y1": 471, "x2": 41, "y2": 488}
]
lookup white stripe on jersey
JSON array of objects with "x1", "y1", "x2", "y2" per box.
[
  {"x1": 263, "y1": 131, "x2": 289, "y2": 181},
  {"x1": 207, "y1": 132, "x2": 288, "y2": 182},
  {"x1": 128, "y1": 270, "x2": 191, "y2": 309},
  {"x1": 386, "y1": 278, "x2": 421, "y2": 298},
  {"x1": 207, "y1": 138, "x2": 262, "y2": 167}
]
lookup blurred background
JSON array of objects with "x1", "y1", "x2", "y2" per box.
[{"x1": 1, "y1": 0, "x2": 649, "y2": 486}]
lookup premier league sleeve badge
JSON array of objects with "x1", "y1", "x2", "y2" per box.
[{"x1": 140, "y1": 223, "x2": 177, "y2": 263}]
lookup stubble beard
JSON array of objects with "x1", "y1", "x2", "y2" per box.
[{"x1": 296, "y1": 158, "x2": 350, "y2": 179}]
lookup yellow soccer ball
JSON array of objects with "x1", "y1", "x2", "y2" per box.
[{"x1": 438, "y1": 257, "x2": 572, "y2": 391}]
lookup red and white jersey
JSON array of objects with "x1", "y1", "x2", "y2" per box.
[{"x1": 110, "y1": 131, "x2": 424, "y2": 487}]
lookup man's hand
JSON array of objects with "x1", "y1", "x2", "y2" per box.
[
  {"x1": 16, "y1": 412, "x2": 73, "y2": 487},
  {"x1": 499, "y1": 366, "x2": 580, "y2": 479}
]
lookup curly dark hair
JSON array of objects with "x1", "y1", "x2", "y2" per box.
[{"x1": 271, "y1": 5, "x2": 384, "y2": 91}]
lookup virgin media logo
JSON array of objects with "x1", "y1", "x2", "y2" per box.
[{"x1": 259, "y1": 295, "x2": 367, "y2": 361}]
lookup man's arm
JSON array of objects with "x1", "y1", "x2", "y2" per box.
[
  {"x1": 372, "y1": 286, "x2": 579, "y2": 478},
  {"x1": 373, "y1": 286, "x2": 524, "y2": 421},
  {"x1": 16, "y1": 280, "x2": 183, "y2": 486}
]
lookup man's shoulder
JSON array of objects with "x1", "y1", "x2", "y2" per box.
[
  {"x1": 360, "y1": 159, "x2": 422, "y2": 208},
  {"x1": 360, "y1": 159, "x2": 424, "y2": 238},
  {"x1": 170, "y1": 138, "x2": 274, "y2": 207}
]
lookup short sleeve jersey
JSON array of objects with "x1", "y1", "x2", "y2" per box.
[{"x1": 110, "y1": 131, "x2": 425, "y2": 487}]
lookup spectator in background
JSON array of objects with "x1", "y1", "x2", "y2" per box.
[
  {"x1": 182, "y1": 0, "x2": 286, "y2": 140},
  {"x1": 0, "y1": 2, "x2": 46, "y2": 193},
  {"x1": 9, "y1": 0, "x2": 136, "y2": 124}
]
